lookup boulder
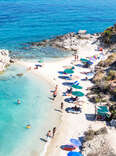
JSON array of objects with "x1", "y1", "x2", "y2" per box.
[{"x1": 0, "y1": 49, "x2": 10, "y2": 72}]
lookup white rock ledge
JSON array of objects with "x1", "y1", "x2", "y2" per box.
[{"x1": 0, "y1": 49, "x2": 10, "y2": 72}]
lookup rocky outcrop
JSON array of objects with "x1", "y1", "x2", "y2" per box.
[
  {"x1": 0, "y1": 49, "x2": 10, "y2": 72},
  {"x1": 100, "y1": 24, "x2": 116, "y2": 46},
  {"x1": 82, "y1": 134, "x2": 115, "y2": 156},
  {"x1": 27, "y1": 32, "x2": 100, "y2": 52},
  {"x1": 97, "y1": 53, "x2": 116, "y2": 67}
]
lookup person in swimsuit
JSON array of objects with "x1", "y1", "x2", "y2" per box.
[
  {"x1": 46, "y1": 130, "x2": 52, "y2": 141},
  {"x1": 53, "y1": 90, "x2": 57, "y2": 100},
  {"x1": 52, "y1": 127, "x2": 56, "y2": 137}
]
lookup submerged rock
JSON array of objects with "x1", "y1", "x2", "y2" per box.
[{"x1": 16, "y1": 73, "x2": 24, "y2": 77}]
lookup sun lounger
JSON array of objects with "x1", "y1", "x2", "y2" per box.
[{"x1": 66, "y1": 107, "x2": 81, "y2": 114}]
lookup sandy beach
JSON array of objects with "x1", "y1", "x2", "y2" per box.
[{"x1": 17, "y1": 39, "x2": 116, "y2": 156}]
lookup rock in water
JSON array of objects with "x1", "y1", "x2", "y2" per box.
[{"x1": 0, "y1": 49, "x2": 10, "y2": 72}]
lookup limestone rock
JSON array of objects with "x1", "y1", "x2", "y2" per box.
[{"x1": 0, "y1": 49, "x2": 10, "y2": 72}]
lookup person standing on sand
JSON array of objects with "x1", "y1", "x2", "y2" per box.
[
  {"x1": 61, "y1": 102, "x2": 64, "y2": 110},
  {"x1": 52, "y1": 127, "x2": 56, "y2": 137},
  {"x1": 76, "y1": 55, "x2": 78, "y2": 61},
  {"x1": 53, "y1": 90, "x2": 57, "y2": 100},
  {"x1": 46, "y1": 130, "x2": 52, "y2": 141}
]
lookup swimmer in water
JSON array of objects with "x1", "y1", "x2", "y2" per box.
[
  {"x1": 17, "y1": 99, "x2": 21, "y2": 104},
  {"x1": 26, "y1": 124, "x2": 31, "y2": 129}
]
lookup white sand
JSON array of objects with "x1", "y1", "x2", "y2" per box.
[{"x1": 17, "y1": 39, "x2": 116, "y2": 156}]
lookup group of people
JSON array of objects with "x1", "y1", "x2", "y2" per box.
[
  {"x1": 72, "y1": 51, "x2": 78, "y2": 62},
  {"x1": 46, "y1": 127, "x2": 56, "y2": 141},
  {"x1": 66, "y1": 87, "x2": 72, "y2": 94},
  {"x1": 72, "y1": 105, "x2": 81, "y2": 113},
  {"x1": 46, "y1": 85, "x2": 64, "y2": 141}
]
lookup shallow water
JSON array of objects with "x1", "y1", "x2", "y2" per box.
[{"x1": 0, "y1": 64, "x2": 60, "y2": 156}]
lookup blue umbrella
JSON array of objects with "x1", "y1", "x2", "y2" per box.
[
  {"x1": 35, "y1": 64, "x2": 40, "y2": 66},
  {"x1": 70, "y1": 139, "x2": 82, "y2": 147},
  {"x1": 68, "y1": 151, "x2": 83, "y2": 156},
  {"x1": 86, "y1": 72, "x2": 94, "y2": 77},
  {"x1": 72, "y1": 91, "x2": 84, "y2": 97},
  {"x1": 87, "y1": 61, "x2": 93, "y2": 65},
  {"x1": 73, "y1": 81, "x2": 79, "y2": 86},
  {"x1": 64, "y1": 69, "x2": 74, "y2": 74},
  {"x1": 72, "y1": 85, "x2": 83, "y2": 89},
  {"x1": 38, "y1": 59, "x2": 44, "y2": 63},
  {"x1": 80, "y1": 58, "x2": 89, "y2": 62}
]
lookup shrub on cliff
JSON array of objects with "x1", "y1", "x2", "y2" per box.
[
  {"x1": 98, "y1": 53, "x2": 116, "y2": 67},
  {"x1": 101, "y1": 24, "x2": 116, "y2": 44},
  {"x1": 109, "y1": 104, "x2": 116, "y2": 120},
  {"x1": 105, "y1": 70, "x2": 116, "y2": 81},
  {"x1": 94, "y1": 127, "x2": 107, "y2": 135},
  {"x1": 84, "y1": 130, "x2": 95, "y2": 141},
  {"x1": 84, "y1": 127, "x2": 107, "y2": 142},
  {"x1": 92, "y1": 71, "x2": 105, "y2": 83}
]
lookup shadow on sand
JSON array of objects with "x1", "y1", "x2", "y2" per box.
[
  {"x1": 40, "y1": 138, "x2": 47, "y2": 143},
  {"x1": 85, "y1": 114, "x2": 96, "y2": 121}
]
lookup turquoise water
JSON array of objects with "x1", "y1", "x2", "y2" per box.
[
  {"x1": 0, "y1": 64, "x2": 58, "y2": 156},
  {"x1": 0, "y1": 1, "x2": 116, "y2": 155},
  {"x1": 0, "y1": 0, "x2": 116, "y2": 58}
]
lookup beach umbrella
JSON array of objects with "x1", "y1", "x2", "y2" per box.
[
  {"x1": 35, "y1": 64, "x2": 40, "y2": 67},
  {"x1": 64, "y1": 69, "x2": 74, "y2": 74},
  {"x1": 72, "y1": 91, "x2": 84, "y2": 97},
  {"x1": 87, "y1": 61, "x2": 93, "y2": 65},
  {"x1": 73, "y1": 81, "x2": 79, "y2": 85},
  {"x1": 80, "y1": 58, "x2": 89, "y2": 63},
  {"x1": 97, "y1": 106, "x2": 109, "y2": 115},
  {"x1": 72, "y1": 84, "x2": 83, "y2": 89},
  {"x1": 86, "y1": 72, "x2": 94, "y2": 77},
  {"x1": 70, "y1": 139, "x2": 82, "y2": 147},
  {"x1": 68, "y1": 151, "x2": 83, "y2": 156},
  {"x1": 38, "y1": 59, "x2": 44, "y2": 63},
  {"x1": 99, "y1": 47, "x2": 103, "y2": 51}
]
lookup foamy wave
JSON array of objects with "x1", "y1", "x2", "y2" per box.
[{"x1": 40, "y1": 138, "x2": 51, "y2": 156}]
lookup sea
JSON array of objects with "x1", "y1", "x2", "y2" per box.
[{"x1": 0, "y1": 0, "x2": 116, "y2": 155}]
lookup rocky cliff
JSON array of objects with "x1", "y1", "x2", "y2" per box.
[
  {"x1": 0, "y1": 49, "x2": 10, "y2": 72},
  {"x1": 100, "y1": 24, "x2": 116, "y2": 48}
]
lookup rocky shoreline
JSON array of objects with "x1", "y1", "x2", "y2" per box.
[
  {"x1": 25, "y1": 24, "x2": 116, "y2": 53},
  {"x1": 27, "y1": 31, "x2": 101, "y2": 52},
  {"x1": 0, "y1": 49, "x2": 12, "y2": 72}
]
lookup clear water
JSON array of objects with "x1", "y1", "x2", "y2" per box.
[
  {"x1": 0, "y1": 1, "x2": 116, "y2": 155},
  {"x1": 0, "y1": 64, "x2": 59, "y2": 156},
  {"x1": 0, "y1": 0, "x2": 116, "y2": 58}
]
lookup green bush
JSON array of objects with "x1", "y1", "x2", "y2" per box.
[
  {"x1": 101, "y1": 99, "x2": 107, "y2": 102},
  {"x1": 16, "y1": 73, "x2": 23, "y2": 77},
  {"x1": 84, "y1": 130, "x2": 95, "y2": 141},
  {"x1": 108, "y1": 70, "x2": 116, "y2": 80},
  {"x1": 104, "y1": 30, "x2": 112, "y2": 36},
  {"x1": 95, "y1": 97, "x2": 101, "y2": 103},
  {"x1": 94, "y1": 127, "x2": 107, "y2": 135}
]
